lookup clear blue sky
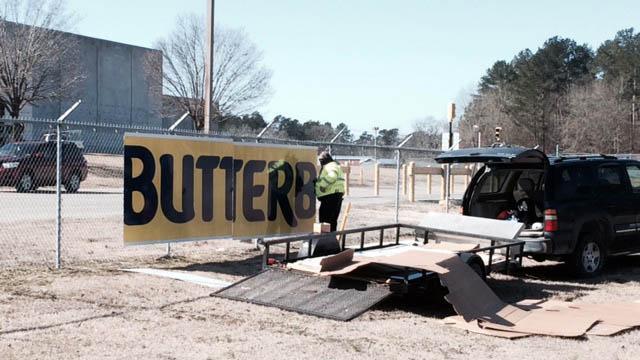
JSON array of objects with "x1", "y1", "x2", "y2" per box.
[{"x1": 67, "y1": 0, "x2": 640, "y2": 135}]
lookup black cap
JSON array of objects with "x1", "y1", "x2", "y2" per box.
[{"x1": 318, "y1": 151, "x2": 333, "y2": 165}]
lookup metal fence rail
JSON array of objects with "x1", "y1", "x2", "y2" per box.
[{"x1": 0, "y1": 116, "x2": 443, "y2": 269}]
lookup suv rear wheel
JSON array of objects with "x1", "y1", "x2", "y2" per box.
[
  {"x1": 64, "y1": 173, "x2": 81, "y2": 193},
  {"x1": 571, "y1": 232, "x2": 606, "y2": 277},
  {"x1": 16, "y1": 173, "x2": 34, "y2": 193}
]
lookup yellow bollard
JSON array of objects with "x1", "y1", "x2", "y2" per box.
[
  {"x1": 409, "y1": 162, "x2": 416, "y2": 202},
  {"x1": 440, "y1": 165, "x2": 446, "y2": 201},
  {"x1": 343, "y1": 163, "x2": 350, "y2": 196},
  {"x1": 401, "y1": 164, "x2": 407, "y2": 195}
]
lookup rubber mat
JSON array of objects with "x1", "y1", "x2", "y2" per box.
[{"x1": 213, "y1": 268, "x2": 392, "y2": 321}]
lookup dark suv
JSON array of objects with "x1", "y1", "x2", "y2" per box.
[
  {"x1": 436, "y1": 146, "x2": 640, "y2": 276},
  {"x1": 0, "y1": 141, "x2": 88, "y2": 193}
]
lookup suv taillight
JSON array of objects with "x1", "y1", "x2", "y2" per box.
[{"x1": 544, "y1": 209, "x2": 558, "y2": 232}]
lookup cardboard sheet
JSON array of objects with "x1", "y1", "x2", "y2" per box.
[
  {"x1": 288, "y1": 246, "x2": 638, "y2": 338},
  {"x1": 478, "y1": 308, "x2": 599, "y2": 337},
  {"x1": 443, "y1": 316, "x2": 529, "y2": 339}
]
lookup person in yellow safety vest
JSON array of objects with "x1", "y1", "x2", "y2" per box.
[{"x1": 314, "y1": 151, "x2": 345, "y2": 232}]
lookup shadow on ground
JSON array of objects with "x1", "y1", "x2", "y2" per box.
[
  {"x1": 168, "y1": 254, "x2": 264, "y2": 277},
  {"x1": 514, "y1": 254, "x2": 640, "y2": 284}
]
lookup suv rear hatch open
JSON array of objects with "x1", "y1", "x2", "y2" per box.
[
  {"x1": 435, "y1": 146, "x2": 548, "y2": 166},
  {"x1": 435, "y1": 146, "x2": 550, "y2": 254}
]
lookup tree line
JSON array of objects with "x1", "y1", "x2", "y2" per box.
[{"x1": 460, "y1": 28, "x2": 640, "y2": 154}]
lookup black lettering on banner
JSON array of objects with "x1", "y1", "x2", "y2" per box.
[
  {"x1": 295, "y1": 162, "x2": 317, "y2": 219},
  {"x1": 243, "y1": 160, "x2": 266, "y2": 222},
  {"x1": 268, "y1": 161, "x2": 296, "y2": 226},
  {"x1": 124, "y1": 145, "x2": 158, "y2": 225},
  {"x1": 220, "y1": 157, "x2": 243, "y2": 221},
  {"x1": 196, "y1": 156, "x2": 220, "y2": 222},
  {"x1": 160, "y1": 155, "x2": 195, "y2": 223}
]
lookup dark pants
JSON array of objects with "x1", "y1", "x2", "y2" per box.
[{"x1": 318, "y1": 192, "x2": 344, "y2": 232}]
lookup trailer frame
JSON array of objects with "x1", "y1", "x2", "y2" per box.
[{"x1": 259, "y1": 223, "x2": 525, "y2": 275}]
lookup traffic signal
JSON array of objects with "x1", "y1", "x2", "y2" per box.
[{"x1": 495, "y1": 127, "x2": 502, "y2": 142}]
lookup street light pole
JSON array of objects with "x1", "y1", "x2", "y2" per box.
[
  {"x1": 373, "y1": 127, "x2": 379, "y2": 161},
  {"x1": 203, "y1": 0, "x2": 215, "y2": 133}
]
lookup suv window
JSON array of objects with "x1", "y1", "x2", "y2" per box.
[
  {"x1": 597, "y1": 165, "x2": 626, "y2": 194},
  {"x1": 62, "y1": 143, "x2": 82, "y2": 161},
  {"x1": 38, "y1": 143, "x2": 56, "y2": 159},
  {"x1": 553, "y1": 166, "x2": 595, "y2": 200},
  {"x1": 479, "y1": 169, "x2": 509, "y2": 194},
  {"x1": 626, "y1": 165, "x2": 640, "y2": 193}
]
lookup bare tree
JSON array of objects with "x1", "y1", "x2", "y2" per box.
[
  {"x1": 412, "y1": 117, "x2": 445, "y2": 149},
  {"x1": 0, "y1": 0, "x2": 80, "y2": 139},
  {"x1": 150, "y1": 14, "x2": 272, "y2": 130},
  {"x1": 459, "y1": 90, "x2": 536, "y2": 148},
  {"x1": 562, "y1": 81, "x2": 626, "y2": 153}
]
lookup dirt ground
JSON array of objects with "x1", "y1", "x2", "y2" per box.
[
  {"x1": 2, "y1": 155, "x2": 640, "y2": 359},
  {"x1": 2, "y1": 246, "x2": 640, "y2": 359}
]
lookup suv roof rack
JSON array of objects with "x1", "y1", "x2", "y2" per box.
[{"x1": 554, "y1": 154, "x2": 617, "y2": 162}]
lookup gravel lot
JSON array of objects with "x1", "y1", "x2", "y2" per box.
[{"x1": 2, "y1": 155, "x2": 640, "y2": 359}]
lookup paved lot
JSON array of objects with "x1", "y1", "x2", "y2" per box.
[{"x1": 0, "y1": 188, "x2": 121, "y2": 222}]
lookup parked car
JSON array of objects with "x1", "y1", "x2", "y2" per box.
[
  {"x1": 0, "y1": 141, "x2": 88, "y2": 193},
  {"x1": 436, "y1": 146, "x2": 640, "y2": 276}
]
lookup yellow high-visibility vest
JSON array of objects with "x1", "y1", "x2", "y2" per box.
[{"x1": 315, "y1": 161, "x2": 345, "y2": 198}]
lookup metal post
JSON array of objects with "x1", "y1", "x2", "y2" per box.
[
  {"x1": 55, "y1": 120, "x2": 61, "y2": 269},
  {"x1": 395, "y1": 149, "x2": 401, "y2": 223},
  {"x1": 445, "y1": 165, "x2": 450, "y2": 213},
  {"x1": 203, "y1": 0, "x2": 216, "y2": 133},
  {"x1": 169, "y1": 112, "x2": 190, "y2": 131},
  {"x1": 373, "y1": 127, "x2": 379, "y2": 160},
  {"x1": 478, "y1": 131, "x2": 482, "y2": 148},
  {"x1": 632, "y1": 77, "x2": 636, "y2": 153},
  {"x1": 54, "y1": 100, "x2": 82, "y2": 270},
  {"x1": 166, "y1": 242, "x2": 171, "y2": 257},
  {"x1": 328, "y1": 127, "x2": 346, "y2": 154},
  {"x1": 446, "y1": 103, "x2": 456, "y2": 213},
  {"x1": 395, "y1": 134, "x2": 413, "y2": 222},
  {"x1": 256, "y1": 119, "x2": 277, "y2": 143}
]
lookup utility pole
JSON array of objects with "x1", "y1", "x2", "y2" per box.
[
  {"x1": 633, "y1": 77, "x2": 637, "y2": 153},
  {"x1": 448, "y1": 103, "x2": 455, "y2": 149},
  {"x1": 445, "y1": 103, "x2": 456, "y2": 213},
  {"x1": 203, "y1": 0, "x2": 216, "y2": 133}
]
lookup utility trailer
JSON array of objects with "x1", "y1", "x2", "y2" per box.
[{"x1": 214, "y1": 216, "x2": 526, "y2": 321}]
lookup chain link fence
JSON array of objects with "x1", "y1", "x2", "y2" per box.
[{"x1": 0, "y1": 116, "x2": 444, "y2": 269}]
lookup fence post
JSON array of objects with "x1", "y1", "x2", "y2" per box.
[
  {"x1": 427, "y1": 173, "x2": 432, "y2": 195},
  {"x1": 464, "y1": 165, "x2": 470, "y2": 188},
  {"x1": 408, "y1": 161, "x2": 415, "y2": 202},
  {"x1": 395, "y1": 150, "x2": 401, "y2": 223},
  {"x1": 374, "y1": 162, "x2": 380, "y2": 196},
  {"x1": 359, "y1": 166, "x2": 364, "y2": 185},
  {"x1": 53, "y1": 99, "x2": 82, "y2": 269},
  {"x1": 55, "y1": 120, "x2": 62, "y2": 269}
]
